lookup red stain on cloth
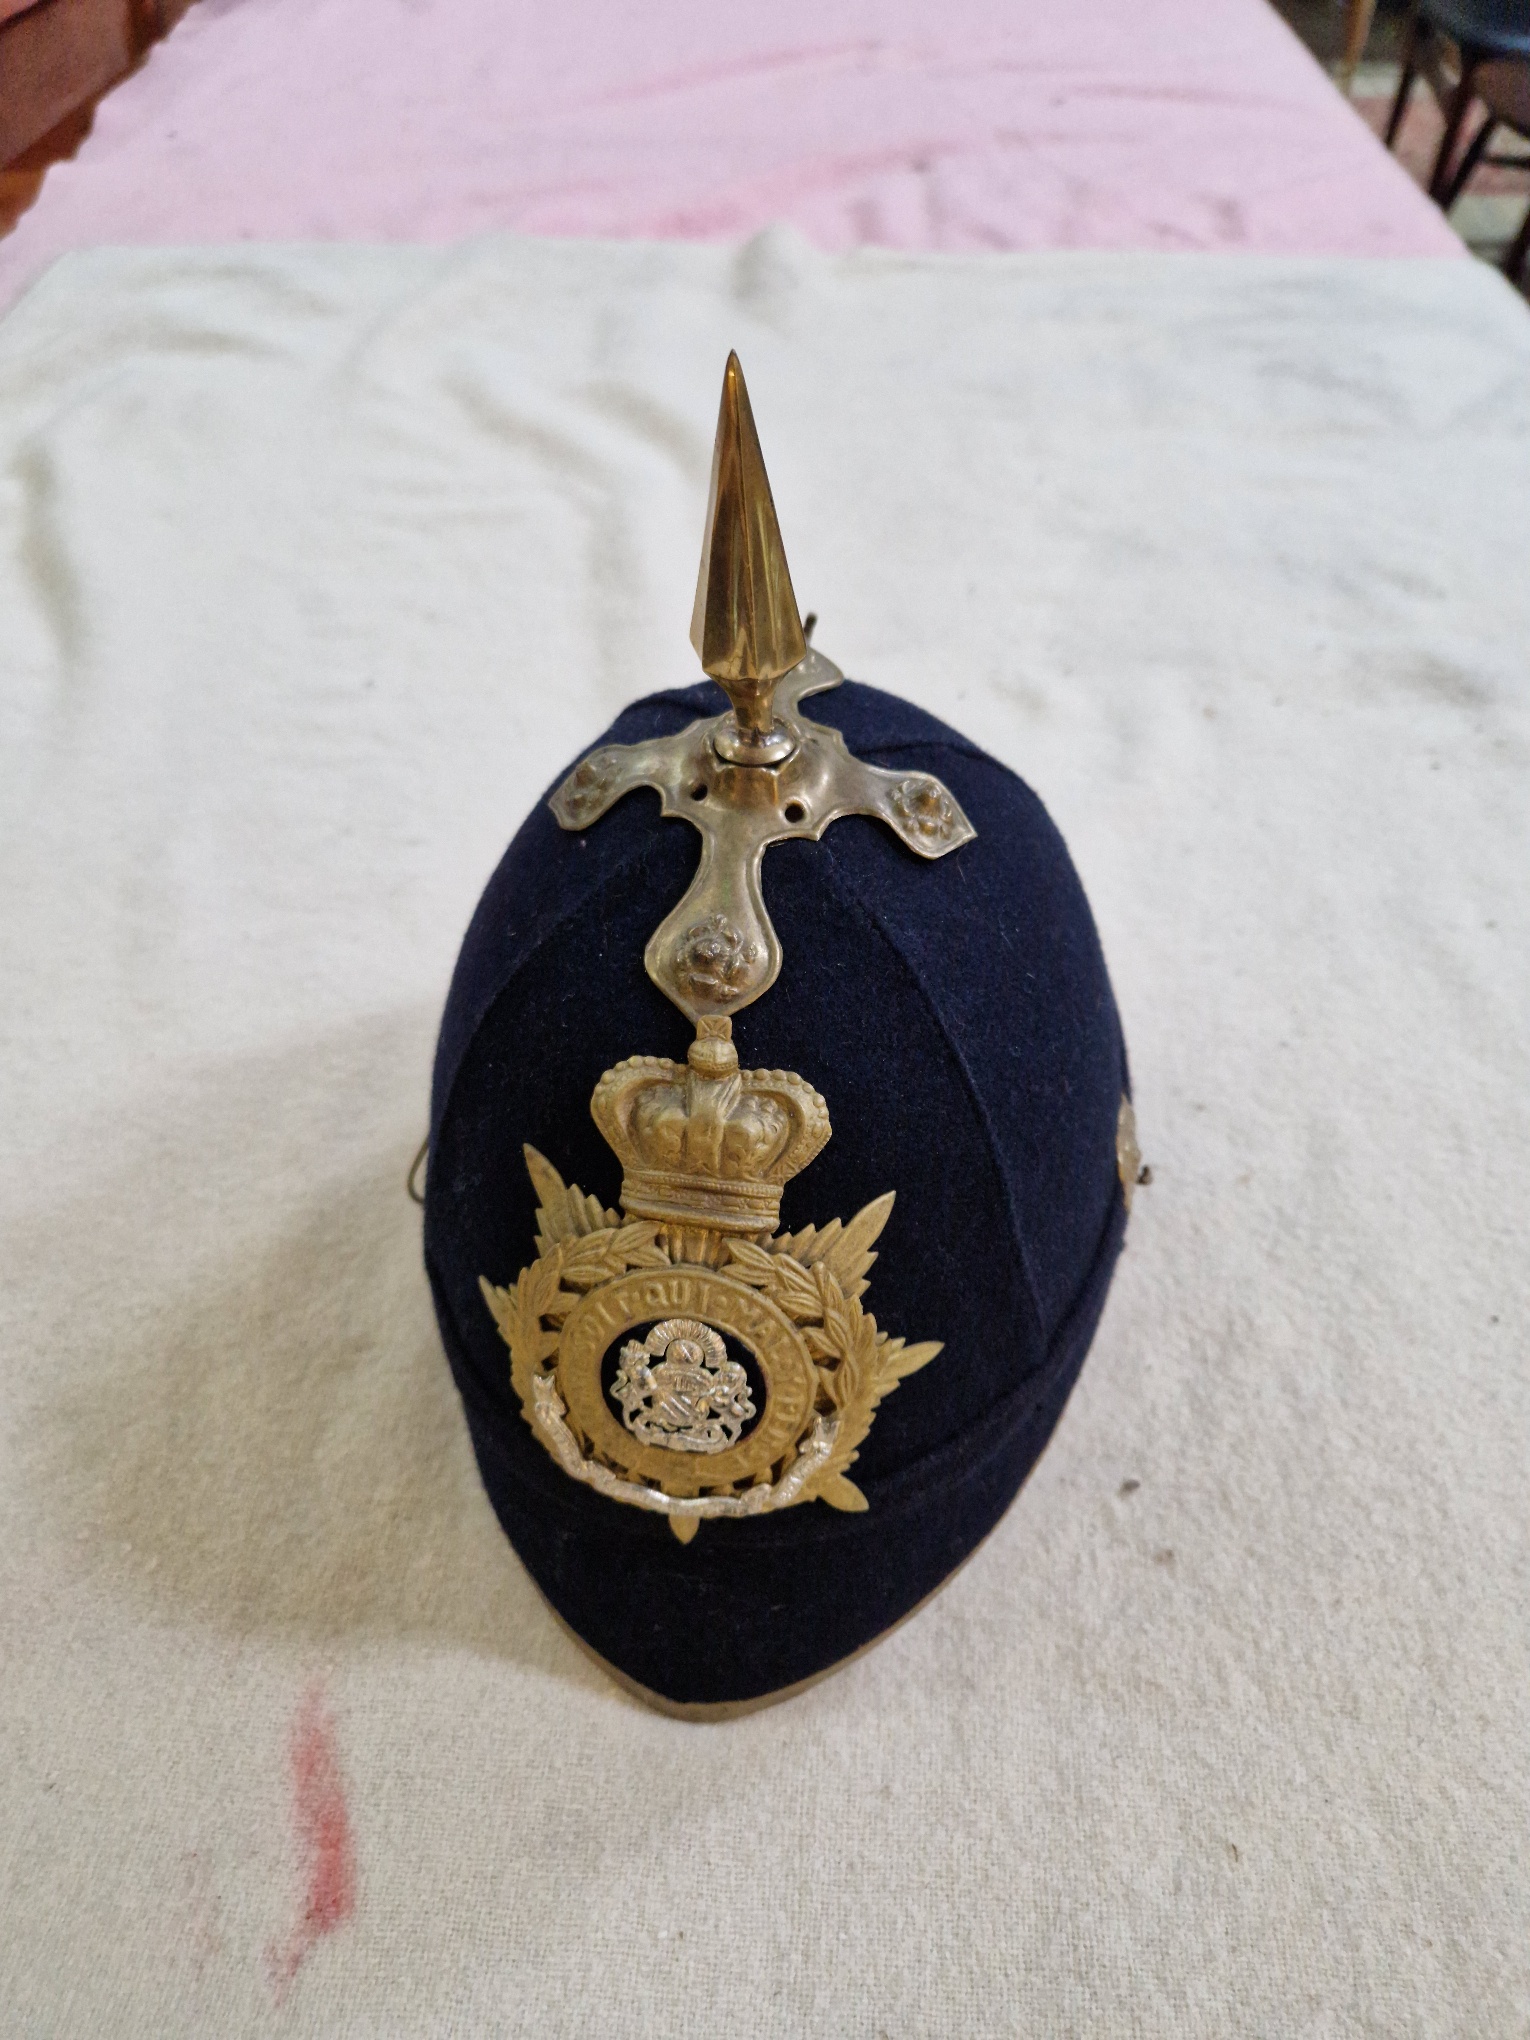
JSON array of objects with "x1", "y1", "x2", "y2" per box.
[{"x1": 268, "y1": 1682, "x2": 357, "y2": 1993}]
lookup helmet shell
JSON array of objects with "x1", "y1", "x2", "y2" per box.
[{"x1": 426, "y1": 679, "x2": 1128, "y2": 1707}]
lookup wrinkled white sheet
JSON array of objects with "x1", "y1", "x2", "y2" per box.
[{"x1": 0, "y1": 233, "x2": 1526, "y2": 2036}]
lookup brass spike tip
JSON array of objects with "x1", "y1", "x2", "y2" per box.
[{"x1": 690, "y1": 352, "x2": 806, "y2": 739}]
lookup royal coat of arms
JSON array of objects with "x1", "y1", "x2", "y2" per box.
[{"x1": 611, "y1": 1319, "x2": 756, "y2": 1453}]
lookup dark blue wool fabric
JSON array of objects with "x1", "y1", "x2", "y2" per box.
[{"x1": 426, "y1": 679, "x2": 1129, "y2": 1705}]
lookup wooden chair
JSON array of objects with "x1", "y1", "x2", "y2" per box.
[
  {"x1": 1383, "y1": 1, "x2": 1530, "y2": 281},
  {"x1": 1384, "y1": 0, "x2": 1530, "y2": 189},
  {"x1": 1433, "y1": 54, "x2": 1530, "y2": 278}
]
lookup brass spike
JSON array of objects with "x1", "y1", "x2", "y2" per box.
[{"x1": 690, "y1": 352, "x2": 807, "y2": 751}]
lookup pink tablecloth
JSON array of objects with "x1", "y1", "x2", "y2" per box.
[{"x1": 0, "y1": 0, "x2": 1461, "y2": 311}]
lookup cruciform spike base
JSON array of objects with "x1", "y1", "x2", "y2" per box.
[{"x1": 549, "y1": 646, "x2": 976, "y2": 1024}]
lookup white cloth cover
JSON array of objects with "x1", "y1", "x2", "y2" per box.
[{"x1": 0, "y1": 233, "x2": 1526, "y2": 2035}]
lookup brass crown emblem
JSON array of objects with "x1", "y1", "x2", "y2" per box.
[{"x1": 592, "y1": 1015, "x2": 829, "y2": 1245}]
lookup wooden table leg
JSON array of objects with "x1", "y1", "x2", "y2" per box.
[{"x1": 1340, "y1": 0, "x2": 1380, "y2": 93}]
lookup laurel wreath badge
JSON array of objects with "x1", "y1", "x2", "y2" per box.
[{"x1": 480, "y1": 1020, "x2": 940, "y2": 1542}]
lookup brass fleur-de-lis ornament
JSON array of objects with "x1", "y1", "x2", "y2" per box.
[{"x1": 481, "y1": 354, "x2": 977, "y2": 1541}]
